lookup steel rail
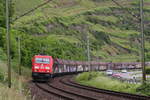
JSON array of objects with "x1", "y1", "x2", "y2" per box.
[
  {"x1": 47, "y1": 83, "x2": 98, "y2": 100},
  {"x1": 35, "y1": 82, "x2": 73, "y2": 100}
]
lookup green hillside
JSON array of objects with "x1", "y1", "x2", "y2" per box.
[{"x1": 6, "y1": 0, "x2": 150, "y2": 66}]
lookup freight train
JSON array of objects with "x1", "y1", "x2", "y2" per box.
[{"x1": 32, "y1": 55, "x2": 148, "y2": 81}]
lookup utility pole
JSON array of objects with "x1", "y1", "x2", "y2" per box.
[
  {"x1": 87, "y1": 33, "x2": 90, "y2": 61},
  {"x1": 17, "y1": 36, "x2": 21, "y2": 75},
  {"x1": 6, "y1": 0, "x2": 11, "y2": 88},
  {"x1": 140, "y1": 0, "x2": 146, "y2": 83},
  {"x1": 87, "y1": 32, "x2": 91, "y2": 71}
]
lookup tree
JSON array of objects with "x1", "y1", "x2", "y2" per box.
[
  {"x1": 0, "y1": 0, "x2": 14, "y2": 28},
  {"x1": 0, "y1": 0, "x2": 6, "y2": 28},
  {"x1": 0, "y1": 1, "x2": 14, "y2": 48}
]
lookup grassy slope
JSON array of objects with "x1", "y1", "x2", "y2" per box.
[
  {"x1": 12, "y1": 0, "x2": 150, "y2": 62},
  {"x1": 0, "y1": 48, "x2": 31, "y2": 100},
  {"x1": 75, "y1": 72, "x2": 150, "y2": 96},
  {"x1": 75, "y1": 72, "x2": 139, "y2": 94},
  {"x1": 13, "y1": 0, "x2": 43, "y2": 17},
  {"x1": 0, "y1": 60, "x2": 30, "y2": 100}
]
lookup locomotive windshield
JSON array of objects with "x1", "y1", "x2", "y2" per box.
[{"x1": 35, "y1": 58, "x2": 50, "y2": 64}]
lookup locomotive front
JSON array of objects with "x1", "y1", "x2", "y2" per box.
[{"x1": 32, "y1": 55, "x2": 53, "y2": 81}]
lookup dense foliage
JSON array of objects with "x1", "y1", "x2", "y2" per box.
[
  {"x1": 20, "y1": 34, "x2": 86, "y2": 66},
  {"x1": 0, "y1": 0, "x2": 14, "y2": 28},
  {"x1": 0, "y1": 1, "x2": 14, "y2": 48},
  {"x1": 145, "y1": 67, "x2": 150, "y2": 74},
  {"x1": 0, "y1": 1, "x2": 6, "y2": 48},
  {"x1": 136, "y1": 83, "x2": 150, "y2": 96},
  {"x1": 0, "y1": 0, "x2": 5, "y2": 28}
]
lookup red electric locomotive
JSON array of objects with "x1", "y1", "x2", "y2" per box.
[{"x1": 32, "y1": 55, "x2": 54, "y2": 81}]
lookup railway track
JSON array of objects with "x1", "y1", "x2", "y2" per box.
[
  {"x1": 34, "y1": 80, "x2": 102, "y2": 100},
  {"x1": 35, "y1": 83, "x2": 73, "y2": 100},
  {"x1": 30, "y1": 74, "x2": 150, "y2": 100},
  {"x1": 47, "y1": 83, "x2": 100, "y2": 100},
  {"x1": 60, "y1": 76, "x2": 150, "y2": 100}
]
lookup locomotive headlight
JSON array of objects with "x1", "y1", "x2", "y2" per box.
[
  {"x1": 45, "y1": 67, "x2": 50, "y2": 69},
  {"x1": 35, "y1": 66, "x2": 39, "y2": 69},
  {"x1": 35, "y1": 69, "x2": 38, "y2": 72}
]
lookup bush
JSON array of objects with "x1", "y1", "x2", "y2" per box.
[
  {"x1": 88, "y1": 71, "x2": 99, "y2": 80},
  {"x1": 75, "y1": 71, "x2": 99, "y2": 81},
  {"x1": 0, "y1": 72, "x2": 4, "y2": 82},
  {"x1": 136, "y1": 83, "x2": 150, "y2": 96},
  {"x1": 76, "y1": 72, "x2": 90, "y2": 81},
  {"x1": 0, "y1": 48, "x2": 6, "y2": 61},
  {"x1": 145, "y1": 67, "x2": 150, "y2": 74}
]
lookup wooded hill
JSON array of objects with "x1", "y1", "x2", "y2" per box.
[{"x1": 1, "y1": 0, "x2": 150, "y2": 66}]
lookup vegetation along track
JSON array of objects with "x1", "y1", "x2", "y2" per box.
[{"x1": 30, "y1": 75, "x2": 150, "y2": 100}]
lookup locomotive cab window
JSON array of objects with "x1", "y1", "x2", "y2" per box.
[{"x1": 35, "y1": 58, "x2": 50, "y2": 64}]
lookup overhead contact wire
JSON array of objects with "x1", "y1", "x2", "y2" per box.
[
  {"x1": 12, "y1": 0, "x2": 52, "y2": 22},
  {"x1": 111, "y1": 0, "x2": 140, "y2": 21}
]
